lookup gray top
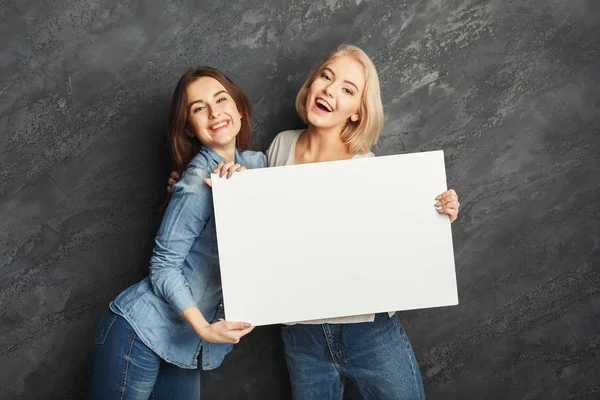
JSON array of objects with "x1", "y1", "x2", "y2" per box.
[{"x1": 266, "y1": 129, "x2": 394, "y2": 325}]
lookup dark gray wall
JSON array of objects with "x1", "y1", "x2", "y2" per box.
[{"x1": 1, "y1": 0, "x2": 599, "y2": 398}]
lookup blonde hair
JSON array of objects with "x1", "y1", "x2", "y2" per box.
[{"x1": 295, "y1": 44, "x2": 384, "y2": 154}]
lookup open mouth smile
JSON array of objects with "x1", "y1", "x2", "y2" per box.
[
  {"x1": 209, "y1": 120, "x2": 230, "y2": 131},
  {"x1": 315, "y1": 98, "x2": 333, "y2": 112}
]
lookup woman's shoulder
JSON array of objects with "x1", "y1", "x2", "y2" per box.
[
  {"x1": 266, "y1": 129, "x2": 303, "y2": 164},
  {"x1": 270, "y1": 129, "x2": 303, "y2": 148},
  {"x1": 187, "y1": 151, "x2": 212, "y2": 171},
  {"x1": 174, "y1": 159, "x2": 211, "y2": 194},
  {"x1": 353, "y1": 151, "x2": 375, "y2": 159},
  {"x1": 238, "y1": 149, "x2": 268, "y2": 169}
]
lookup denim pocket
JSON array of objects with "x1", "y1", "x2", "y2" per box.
[{"x1": 94, "y1": 311, "x2": 118, "y2": 345}]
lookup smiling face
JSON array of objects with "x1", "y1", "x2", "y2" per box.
[
  {"x1": 186, "y1": 77, "x2": 243, "y2": 154},
  {"x1": 304, "y1": 55, "x2": 366, "y2": 132}
]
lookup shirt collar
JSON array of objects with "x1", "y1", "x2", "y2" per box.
[{"x1": 200, "y1": 145, "x2": 244, "y2": 166}]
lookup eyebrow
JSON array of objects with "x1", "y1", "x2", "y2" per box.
[
  {"x1": 188, "y1": 90, "x2": 228, "y2": 108},
  {"x1": 323, "y1": 67, "x2": 360, "y2": 92}
]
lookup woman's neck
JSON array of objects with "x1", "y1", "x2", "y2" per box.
[{"x1": 296, "y1": 125, "x2": 353, "y2": 164}]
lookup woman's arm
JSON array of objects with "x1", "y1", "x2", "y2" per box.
[
  {"x1": 167, "y1": 151, "x2": 268, "y2": 192},
  {"x1": 181, "y1": 307, "x2": 253, "y2": 344},
  {"x1": 151, "y1": 167, "x2": 253, "y2": 343},
  {"x1": 150, "y1": 169, "x2": 208, "y2": 313}
]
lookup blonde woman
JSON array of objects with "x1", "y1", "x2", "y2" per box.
[{"x1": 170, "y1": 45, "x2": 460, "y2": 399}]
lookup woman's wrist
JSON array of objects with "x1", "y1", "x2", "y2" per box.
[
  {"x1": 181, "y1": 306, "x2": 211, "y2": 339},
  {"x1": 195, "y1": 323, "x2": 212, "y2": 340}
]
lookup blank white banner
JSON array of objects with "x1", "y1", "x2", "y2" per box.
[{"x1": 211, "y1": 150, "x2": 458, "y2": 326}]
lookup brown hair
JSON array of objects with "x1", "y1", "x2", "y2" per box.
[
  {"x1": 169, "y1": 67, "x2": 253, "y2": 173},
  {"x1": 161, "y1": 67, "x2": 253, "y2": 211},
  {"x1": 295, "y1": 45, "x2": 384, "y2": 154}
]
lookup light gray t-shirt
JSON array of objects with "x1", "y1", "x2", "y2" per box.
[{"x1": 266, "y1": 129, "x2": 395, "y2": 325}]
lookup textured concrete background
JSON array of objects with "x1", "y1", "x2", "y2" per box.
[{"x1": 1, "y1": 0, "x2": 599, "y2": 399}]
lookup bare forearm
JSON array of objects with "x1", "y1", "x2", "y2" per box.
[
  {"x1": 181, "y1": 306, "x2": 254, "y2": 344},
  {"x1": 181, "y1": 306, "x2": 210, "y2": 338}
]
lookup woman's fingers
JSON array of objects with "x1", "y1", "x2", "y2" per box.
[
  {"x1": 230, "y1": 326, "x2": 255, "y2": 342},
  {"x1": 204, "y1": 178, "x2": 213, "y2": 187},
  {"x1": 214, "y1": 161, "x2": 236, "y2": 177},
  {"x1": 435, "y1": 189, "x2": 460, "y2": 223},
  {"x1": 167, "y1": 172, "x2": 179, "y2": 193},
  {"x1": 441, "y1": 200, "x2": 459, "y2": 210},
  {"x1": 217, "y1": 321, "x2": 254, "y2": 343},
  {"x1": 227, "y1": 326, "x2": 255, "y2": 343},
  {"x1": 225, "y1": 321, "x2": 252, "y2": 330},
  {"x1": 226, "y1": 164, "x2": 245, "y2": 178},
  {"x1": 436, "y1": 190, "x2": 457, "y2": 203},
  {"x1": 213, "y1": 162, "x2": 246, "y2": 179},
  {"x1": 435, "y1": 190, "x2": 458, "y2": 207},
  {"x1": 441, "y1": 202, "x2": 459, "y2": 213},
  {"x1": 445, "y1": 207, "x2": 459, "y2": 223},
  {"x1": 220, "y1": 161, "x2": 235, "y2": 177},
  {"x1": 214, "y1": 162, "x2": 224, "y2": 175},
  {"x1": 213, "y1": 162, "x2": 225, "y2": 176}
]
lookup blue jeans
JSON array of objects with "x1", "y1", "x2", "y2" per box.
[
  {"x1": 281, "y1": 313, "x2": 425, "y2": 400},
  {"x1": 89, "y1": 311, "x2": 201, "y2": 400}
]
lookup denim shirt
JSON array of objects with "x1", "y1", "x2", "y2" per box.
[{"x1": 110, "y1": 146, "x2": 267, "y2": 370}]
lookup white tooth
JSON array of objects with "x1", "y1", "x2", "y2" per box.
[{"x1": 317, "y1": 99, "x2": 332, "y2": 111}]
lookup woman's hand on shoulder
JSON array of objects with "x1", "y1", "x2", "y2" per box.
[
  {"x1": 435, "y1": 189, "x2": 460, "y2": 223},
  {"x1": 166, "y1": 171, "x2": 180, "y2": 193},
  {"x1": 197, "y1": 319, "x2": 254, "y2": 344},
  {"x1": 166, "y1": 161, "x2": 246, "y2": 191},
  {"x1": 203, "y1": 161, "x2": 246, "y2": 188}
]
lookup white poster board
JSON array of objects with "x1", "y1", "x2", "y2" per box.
[{"x1": 212, "y1": 150, "x2": 458, "y2": 326}]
